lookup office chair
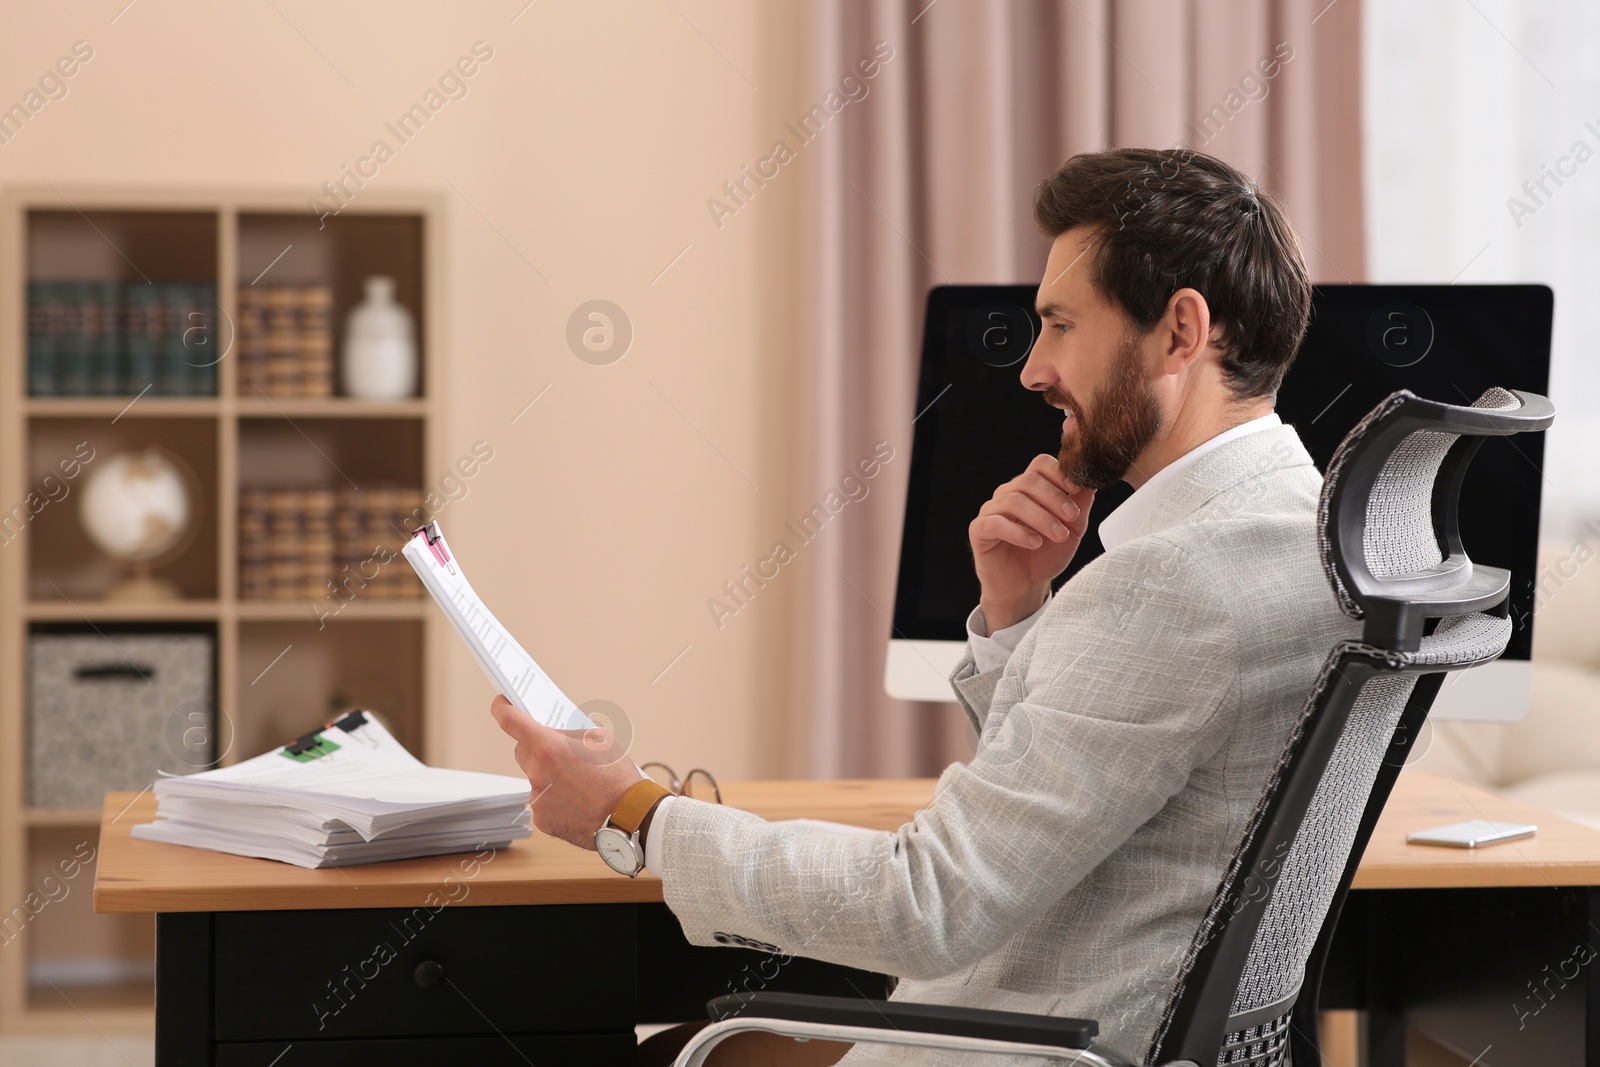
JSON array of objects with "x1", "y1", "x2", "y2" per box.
[{"x1": 670, "y1": 386, "x2": 1556, "y2": 1067}]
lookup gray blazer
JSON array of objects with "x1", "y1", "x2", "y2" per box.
[{"x1": 657, "y1": 425, "x2": 1360, "y2": 1064}]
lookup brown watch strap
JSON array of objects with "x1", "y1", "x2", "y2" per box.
[{"x1": 610, "y1": 779, "x2": 672, "y2": 834}]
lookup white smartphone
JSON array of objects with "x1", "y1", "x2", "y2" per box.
[{"x1": 1406, "y1": 819, "x2": 1538, "y2": 849}]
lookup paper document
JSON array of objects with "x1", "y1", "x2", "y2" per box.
[
  {"x1": 131, "y1": 711, "x2": 533, "y2": 867},
  {"x1": 403, "y1": 521, "x2": 593, "y2": 731}
]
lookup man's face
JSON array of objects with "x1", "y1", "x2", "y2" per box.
[{"x1": 1022, "y1": 227, "x2": 1163, "y2": 489}]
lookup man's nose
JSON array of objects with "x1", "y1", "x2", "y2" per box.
[{"x1": 1019, "y1": 346, "x2": 1053, "y2": 392}]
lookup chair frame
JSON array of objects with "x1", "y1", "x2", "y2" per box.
[
  {"x1": 1159, "y1": 388, "x2": 1554, "y2": 1066},
  {"x1": 672, "y1": 388, "x2": 1553, "y2": 1067}
]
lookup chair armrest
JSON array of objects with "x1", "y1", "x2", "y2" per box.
[{"x1": 707, "y1": 991, "x2": 1098, "y2": 1049}]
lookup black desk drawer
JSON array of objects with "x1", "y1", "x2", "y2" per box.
[
  {"x1": 214, "y1": 904, "x2": 636, "y2": 1041},
  {"x1": 216, "y1": 1033, "x2": 637, "y2": 1066}
]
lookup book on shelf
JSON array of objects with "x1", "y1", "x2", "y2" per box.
[
  {"x1": 264, "y1": 487, "x2": 304, "y2": 598},
  {"x1": 238, "y1": 487, "x2": 270, "y2": 600},
  {"x1": 240, "y1": 485, "x2": 425, "y2": 602},
  {"x1": 130, "y1": 710, "x2": 532, "y2": 868},
  {"x1": 27, "y1": 279, "x2": 217, "y2": 397},
  {"x1": 238, "y1": 284, "x2": 334, "y2": 398},
  {"x1": 299, "y1": 487, "x2": 336, "y2": 600}
]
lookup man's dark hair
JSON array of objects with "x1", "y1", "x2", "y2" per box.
[{"x1": 1033, "y1": 147, "x2": 1311, "y2": 401}]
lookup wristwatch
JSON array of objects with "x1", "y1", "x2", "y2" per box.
[{"x1": 594, "y1": 778, "x2": 673, "y2": 878}]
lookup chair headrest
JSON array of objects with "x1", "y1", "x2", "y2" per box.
[{"x1": 1316, "y1": 387, "x2": 1554, "y2": 651}]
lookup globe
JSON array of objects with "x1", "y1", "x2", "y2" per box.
[{"x1": 79, "y1": 450, "x2": 194, "y2": 600}]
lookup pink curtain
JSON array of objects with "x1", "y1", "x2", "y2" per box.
[{"x1": 786, "y1": 0, "x2": 1366, "y2": 779}]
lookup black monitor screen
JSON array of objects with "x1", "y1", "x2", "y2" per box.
[{"x1": 891, "y1": 283, "x2": 1552, "y2": 662}]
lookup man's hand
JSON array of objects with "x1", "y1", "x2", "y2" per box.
[
  {"x1": 489, "y1": 695, "x2": 641, "y2": 850},
  {"x1": 969, "y1": 454, "x2": 1096, "y2": 630}
]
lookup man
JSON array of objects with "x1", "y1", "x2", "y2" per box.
[{"x1": 491, "y1": 147, "x2": 1359, "y2": 1065}]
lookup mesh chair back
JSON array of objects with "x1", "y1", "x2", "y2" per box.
[{"x1": 1146, "y1": 388, "x2": 1553, "y2": 1067}]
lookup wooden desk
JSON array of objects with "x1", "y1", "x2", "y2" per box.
[
  {"x1": 93, "y1": 778, "x2": 934, "y2": 912},
  {"x1": 94, "y1": 779, "x2": 926, "y2": 1066},
  {"x1": 96, "y1": 773, "x2": 1600, "y2": 1066},
  {"x1": 1352, "y1": 770, "x2": 1600, "y2": 889},
  {"x1": 1322, "y1": 773, "x2": 1600, "y2": 1066},
  {"x1": 93, "y1": 772, "x2": 1600, "y2": 911}
]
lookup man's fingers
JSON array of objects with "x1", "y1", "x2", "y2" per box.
[
  {"x1": 491, "y1": 697, "x2": 568, "y2": 759},
  {"x1": 489, "y1": 695, "x2": 533, "y2": 737},
  {"x1": 1064, "y1": 486, "x2": 1097, "y2": 534},
  {"x1": 1018, "y1": 473, "x2": 1080, "y2": 522},
  {"x1": 972, "y1": 513, "x2": 1043, "y2": 550},
  {"x1": 994, "y1": 491, "x2": 1071, "y2": 542},
  {"x1": 1030, "y1": 454, "x2": 1093, "y2": 500},
  {"x1": 1018, "y1": 456, "x2": 1084, "y2": 508},
  {"x1": 1028, "y1": 453, "x2": 1079, "y2": 492}
]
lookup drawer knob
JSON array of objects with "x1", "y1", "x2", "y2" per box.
[{"x1": 413, "y1": 959, "x2": 445, "y2": 990}]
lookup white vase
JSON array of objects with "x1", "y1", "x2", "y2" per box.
[{"x1": 341, "y1": 276, "x2": 417, "y2": 399}]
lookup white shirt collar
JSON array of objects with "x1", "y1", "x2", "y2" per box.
[{"x1": 1096, "y1": 414, "x2": 1282, "y2": 552}]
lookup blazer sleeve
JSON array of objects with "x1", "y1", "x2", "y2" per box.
[
  {"x1": 949, "y1": 648, "x2": 1000, "y2": 734},
  {"x1": 657, "y1": 536, "x2": 1239, "y2": 982}
]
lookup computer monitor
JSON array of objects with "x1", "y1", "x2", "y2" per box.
[{"x1": 886, "y1": 283, "x2": 1553, "y2": 721}]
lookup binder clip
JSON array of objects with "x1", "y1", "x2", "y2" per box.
[
  {"x1": 282, "y1": 727, "x2": 342, "y2": 762},
  {"x1": 417, "y1": 521, "x2": 455, "y2": 573},
  {"x1": 331, "y1": 710, "x2": 368, "y2": 732}
]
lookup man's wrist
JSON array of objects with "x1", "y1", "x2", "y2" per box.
[
  {"x1": 979, "y1": 587, "x2": 1050, "y2": 632},
  {"x1": 639, "y1": 794, "x2": 676, "y2": 873},
  {"x1": 607, "y1": 779, "x2": 672, "y2": 835},
  {"x1": 638, "y1": 794, "x2": 667, "y2": 848}
]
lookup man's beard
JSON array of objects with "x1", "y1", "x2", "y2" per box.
[{"x1": 1048, "y1": 330, "x2": 1163, "y2": 490}]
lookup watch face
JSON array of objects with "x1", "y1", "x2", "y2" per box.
[{"x1": 594, "y1": 826, "x2": 641, "y2": 877}]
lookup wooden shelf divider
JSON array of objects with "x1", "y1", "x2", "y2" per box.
[
  {"x1": 235, "y1": 598, "x2": 426, "y2": 621},
  {"x1": 25, "y1": 397, "x2": 223, "y2": 418},
  {"x1": 233, "y1": 397, "x2": 429, "y2": 418},
  {"x1": 25, "y1": 600, "x2": 226, "y2": 622}
]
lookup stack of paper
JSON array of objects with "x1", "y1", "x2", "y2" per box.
[{"x1": 131, "y1": 711, "x2": 532, "y2": 868}]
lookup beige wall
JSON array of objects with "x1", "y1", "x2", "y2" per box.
[{"x1": 0, "y1": 2, "x2": 809, "y2": 781}]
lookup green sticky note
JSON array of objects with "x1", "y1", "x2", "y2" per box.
[{"x1": 280, "y1": 734, "x2": 342, "y2": 762}]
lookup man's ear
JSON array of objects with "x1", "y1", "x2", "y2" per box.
[{"x1": 1161, "y1": 288, "x2": 1213, "y2": 374}]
